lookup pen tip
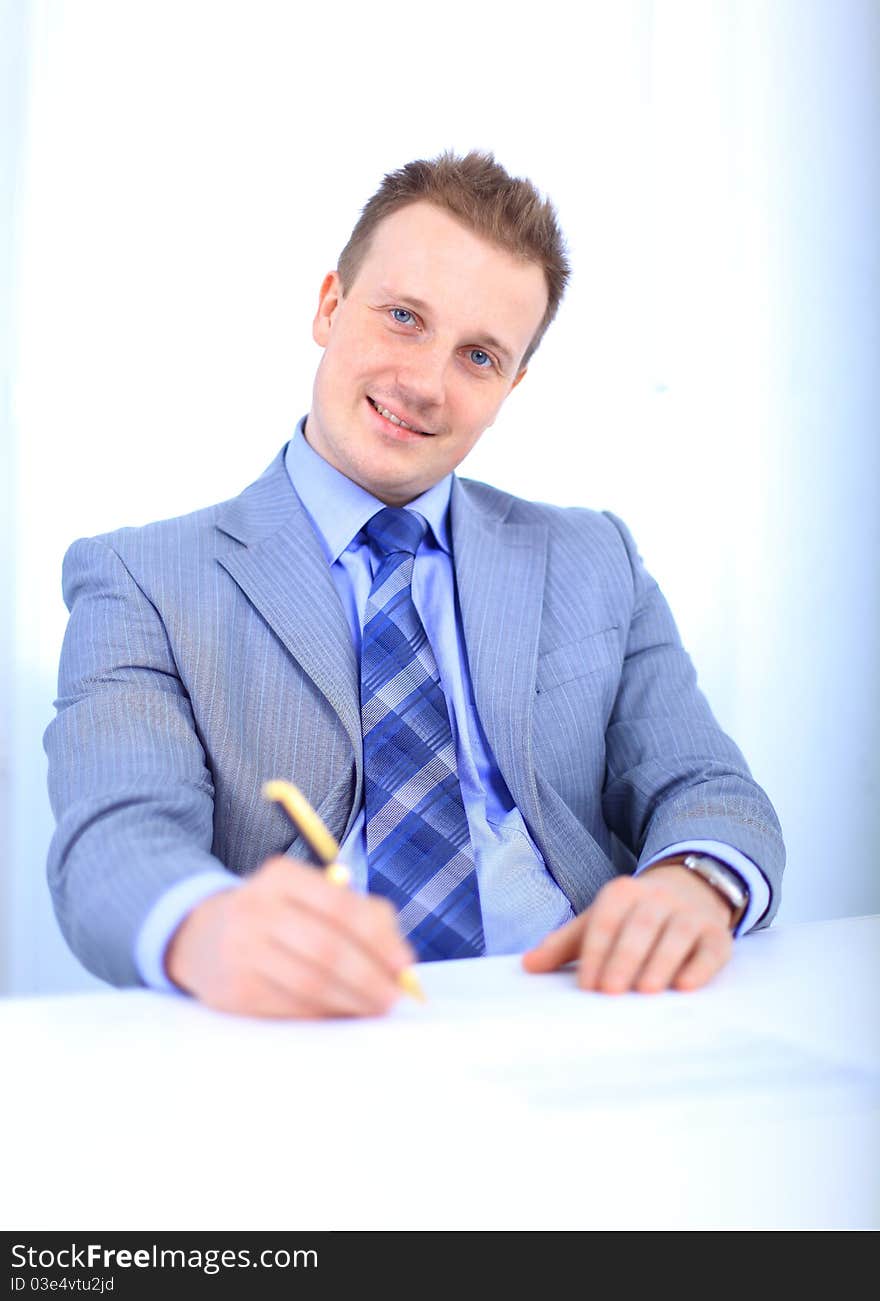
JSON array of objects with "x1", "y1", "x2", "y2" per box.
[
  {"x1": 399, "y1": 968, "x2": 427, "y2": 1003},
  {"x1": 326, "y1": 862, "x2": 352, "y2": 887}
]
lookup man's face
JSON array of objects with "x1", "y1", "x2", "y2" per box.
[{"x1": 305, "y1": 201, "x2": 549, "y2": 506}]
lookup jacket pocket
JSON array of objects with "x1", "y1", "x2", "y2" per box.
[{"x1": 535, "y1": 627, "x2": 621, "y2": 694}]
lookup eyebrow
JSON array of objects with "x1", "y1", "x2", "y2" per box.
[{"x1": 379, "y1": 288, "x2": 518, "y2": 369}]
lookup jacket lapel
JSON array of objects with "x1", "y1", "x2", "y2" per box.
[
  {"x1": 451, "y1": 477, "x2": 549, "y2": 852},
  {"x1": 214, "y1": 450, "x2": 363, "y2": 793}
]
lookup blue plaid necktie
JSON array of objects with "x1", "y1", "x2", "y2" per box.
[{"x1": 360, "y1": 507, "x2": 485, "y2": 962}]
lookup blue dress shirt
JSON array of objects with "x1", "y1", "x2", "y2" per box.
[{"x1": 135, "y1": 420, "x2": 769, "y2": 990}]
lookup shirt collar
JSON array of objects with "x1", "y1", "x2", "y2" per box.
[{"x1": 284, "y1": 416, "x2": 453, "y2": 562}]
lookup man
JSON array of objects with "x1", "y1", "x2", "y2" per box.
[{"x1": 45, "y1": 151, "x2": 784, "y2": 1019}]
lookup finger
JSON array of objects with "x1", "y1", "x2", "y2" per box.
[
  {"x1": 258, "y1": 945, "x2": 392, "y2": 1018},
  {"x1": 575, "y1": 878, "x2": 642, "y2": 990},
  {"x1": 593, "y1": 898, "x2": 677, "y2": 994},
  {"x1": 521, "y1": 914, "x2": 588, "y2": 972},
  {"x1": 265, "y1": 911, "x2": 404, "y2": 1017},
  {"x1": 193, "y1": 948, "x2": 331, "y2": 1020},
  {"x1": 632, "y1": 913, "x2": 702, "y2": 993},
  {"x1": 182, "y1": 902, "x2": 401, "y2": 1019},
  {"x1": 205, "y1": 964, "x2": 370, "y2": 1021},
  {"x1": 210, "y1": 977, "x2": 329, "y2": 1020},
  {"x1": 255, "y1": 857, "x2": 415, "y2": 975},
  {"x1": 672, "y1": 927, "x2": 733, "y2": 992}
]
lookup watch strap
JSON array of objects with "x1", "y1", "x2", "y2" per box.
[{"x1": 680, "y1": 853, "x2": 749, "y2": 930}]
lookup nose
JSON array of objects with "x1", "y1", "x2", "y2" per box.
[{"x1": 394, "y1": 340, "x2": 448, "y2": 414}]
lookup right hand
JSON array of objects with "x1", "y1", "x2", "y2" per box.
[{"x1": 164, "y1": 855, "x2": 415, "y2": 1019}]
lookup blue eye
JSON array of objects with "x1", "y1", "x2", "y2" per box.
[
  {"x1": 470, "y1": 349, "x2": 492, "y2": 368},
  {"x1": 391, "y1": 308, "x2": 415, "y2": 325}
]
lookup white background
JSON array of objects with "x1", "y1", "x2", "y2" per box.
[{"x1": 2, "y1": 0, "x2": 878, "y2": 995}]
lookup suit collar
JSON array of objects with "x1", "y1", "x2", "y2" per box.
[{"x1": 214, "y1": 444, "x2": 297, "y2": 546}]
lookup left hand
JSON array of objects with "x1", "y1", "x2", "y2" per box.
[{"x1": 522, "y1": 860, "x2": 735, "y2": 994}]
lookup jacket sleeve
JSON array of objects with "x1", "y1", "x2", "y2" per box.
[
  {"x1": 599, "y1": 512, "x2": 785, "y2": 928},
  {"x1": 44, "y1": 536, "x2": 231, "y2": 986}
]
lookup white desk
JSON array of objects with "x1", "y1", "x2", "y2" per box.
[{"x1": 2, "y1": 916, "x2": 878, "y2": 1230}]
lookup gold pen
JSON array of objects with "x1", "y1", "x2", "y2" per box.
[{"x1": 262, "y1": 779, "x2": 426, "y2": 1003}]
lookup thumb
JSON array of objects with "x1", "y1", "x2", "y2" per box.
[{"x1": 522, "y1": 914, "x2": 587, "y2": 973}]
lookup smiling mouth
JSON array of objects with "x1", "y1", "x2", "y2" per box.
[{"x1": 367, "y1": 396, "x2": 433, "y2": 436}]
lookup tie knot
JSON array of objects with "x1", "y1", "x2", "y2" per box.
[{"x1": 365, "y1": 508, "x2": 428, "y2": 559}]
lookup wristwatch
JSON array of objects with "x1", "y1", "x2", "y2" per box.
[{"x1": 678, "y1": 853, "x2": 749, "y2": 931}]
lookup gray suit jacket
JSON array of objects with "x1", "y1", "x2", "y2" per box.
[{"x1": 45, "y1": 445, "x2": 785, "y2": 985}]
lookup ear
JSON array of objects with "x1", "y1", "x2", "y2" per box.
[{"x1": 312, "y1": 271, "x2": 343, "y2": 347}]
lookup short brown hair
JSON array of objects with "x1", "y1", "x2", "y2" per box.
[{"x1": 337, "y1": 150, "x2": 570, "y2": 367}]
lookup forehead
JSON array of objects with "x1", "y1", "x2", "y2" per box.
[{"x1": 353, "y1": 201, "x2": 548, "y2": 355}]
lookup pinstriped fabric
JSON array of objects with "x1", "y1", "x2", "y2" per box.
[
  {"x1": 44, "y1": 444, "x2": 785, "y2": 988},
  {"x1": 44, "y1": 465, "x2": 361, "y2": 986},
  {"x1": 361, "y1": 509, "x2": 484, "y2": 961}
]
